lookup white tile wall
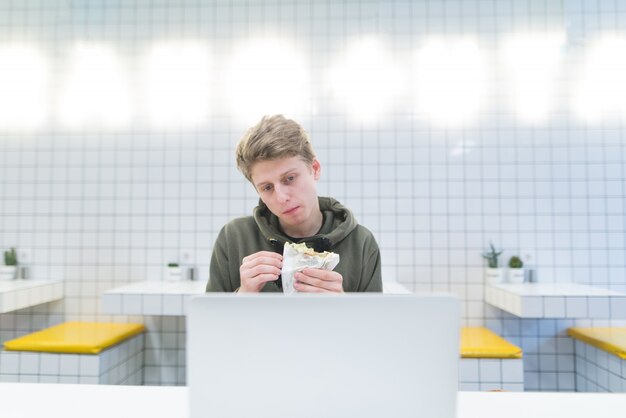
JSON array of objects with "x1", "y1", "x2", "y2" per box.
[{"x1": 0, "y1": 0, "x2": 625, "y2": 387}]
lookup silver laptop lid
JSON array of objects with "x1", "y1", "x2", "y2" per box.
[{"x1": 188, "y1": 294, "x2": 459, "y2": 418}]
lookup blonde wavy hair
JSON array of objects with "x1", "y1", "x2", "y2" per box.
[{"x1": 235, "y1": 115, "x2": 316, "y2": 182}]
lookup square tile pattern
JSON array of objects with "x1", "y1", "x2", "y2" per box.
[
  {"x1": 0, "y1": 0, "x2": 625, "y2": 388},
  {"x1": 0, "y1": 334, "x2": 143, "y2": 384},
  {"x1": 485, "y1": 284, "x2": 626, "y2": 319},
  {"x1": 0, "y1": 281, "x2": 64, "y2": 314},
  {"x1": 102, "y1": 281, "x2": 207, "y2": 316},
  {"x1": 574, "y1": 341, "x2": 626, "y2": 392},
  {"x1": 459, "y1": 358, "x2": 525, "y2": 392}
]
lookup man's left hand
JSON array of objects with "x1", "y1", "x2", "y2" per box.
[{"x1": 294, "y1": 268, "x2": 344, "y2": 293}]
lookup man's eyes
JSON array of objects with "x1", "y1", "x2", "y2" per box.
[{"x1": 259, "y1": 175, "x2": 296, "y2": 193}]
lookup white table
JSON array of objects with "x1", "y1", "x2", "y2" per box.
[
  {"x1": 102, "y1": 280, "x2": 412, "y2": 316},
  {"x1": 485, "y1": 283, "x2": 626, "y2": 318},
  {"x1": 102, "y1": 281, "x2": 206, "y2": 316},
  {"x1": 458, "y1": 391, "x2": 626, "y2": 418},
  {"x1": 2, "y1": 383, "x2": 626, "y2": 418},
  {"x1": 0, "y1": 280, "x2": 64, "y2": 314},
  {"x1": 2, "y1": 383, "x2": 187, "y2": 418}
]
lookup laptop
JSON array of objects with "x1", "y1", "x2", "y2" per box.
[{"x1": 187, "y1": 294, "x2": 459, "y2": 418}]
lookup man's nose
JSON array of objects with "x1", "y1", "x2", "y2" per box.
[{"x1": 274, "y1": 184, "x2": 290, "y2": 202}]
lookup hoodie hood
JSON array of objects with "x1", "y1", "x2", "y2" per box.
[{"x1": 253, "y1": 196, "x2": 357, "y2": 252}]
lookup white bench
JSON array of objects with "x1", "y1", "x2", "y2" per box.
[
  {"x1": 0, "y1": 322, "x2": 145, "y2": 384},
  {"x1": 568, "y1": 327, "x2": 626, "y2": 392},
  {"x1": 460, "y1": 327, "x2": 524, "y2": 391}
]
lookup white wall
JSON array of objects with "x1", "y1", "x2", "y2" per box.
[{"x1": 0, "y1": 0, "x2": 625, "y2": 389}]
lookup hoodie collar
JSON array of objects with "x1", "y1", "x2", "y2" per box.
[{"x1": 253, "y1": 196, "x2": 357, "y2": 252}]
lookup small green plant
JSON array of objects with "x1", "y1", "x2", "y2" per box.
[
  {"x1": 509, "y1": 256, "x2": 523, "y2": 269},
  {"x1": 4, "y1": 248, "x2": 17, "y2": 266},
  {"x1": 481, "y1": 242, "x2": 503, "y2": 268},
  {"x1": 167, "y1": 262, "x2": 179, "y2": 268}
]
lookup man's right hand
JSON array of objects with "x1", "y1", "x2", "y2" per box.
[{"x1": 238, "y1": 251, "x2": 283, "y2": 293}]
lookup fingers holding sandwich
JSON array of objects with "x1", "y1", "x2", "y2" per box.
[
  {"x1": 294, "y1": 269, "x2": 344, "y2": 293},
  {"x1": 239, "y1": 251, "x2": 283, "y2": 293}
]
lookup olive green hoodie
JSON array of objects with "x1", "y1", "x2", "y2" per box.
[{"x1": 206, "y1": 197, "x2": 382, "y2": 292}]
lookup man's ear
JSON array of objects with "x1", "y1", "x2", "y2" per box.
[{"x1": 312, "y1": 159, "x2": 321, "y2": 180}]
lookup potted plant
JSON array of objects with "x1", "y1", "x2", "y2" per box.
[
  {"x1": 166, "y1": 262, "x2": 182, "y2": 281},
  {"x1": 0, "y1": 247, "x2": 18, "y2": 280},
  {"x1": 508, "y1": 256, "x2": 525, "y2": 284},
  {"x1": 481, "y1": 242, "x2": 503, "y2": 284}
]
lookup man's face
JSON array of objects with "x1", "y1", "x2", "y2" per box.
[{"x1": 250, "y1": 156, "x2": 321, "y2": 234}]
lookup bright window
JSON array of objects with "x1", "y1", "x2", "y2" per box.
[
  {"x1": 58, "y1": 44, "x2": 131, "y2": 129},
  {"x1": 501, "y1": 32, "x2": 565, "y2": 123},
  {"x1": 414, "y1": 39, "x2": 488, "y2": 126},
  {"x1": 141, "y1": 41, "x2": 211, "y2": 129},
  {"x1": 222, "y1": 38, "x2": 310, "y2": 124},
  {"x1": 329, "y1": 37, "x2": 405, "y2": 123},
  {"x1": 574, "y1": 36, "x2": 626, "y2": 122},
  {"x1": 0, "y1": 45, "x2": 47, "y2": 131}
]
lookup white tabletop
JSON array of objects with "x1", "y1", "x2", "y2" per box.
[
  {"x1": 0, "y1": 280, "x2": 64, "y2": 314},
  {"x1": 485, "y1": 282, "x2": 626, "y2": 318},
  {"x1": 103, "y1": 281, "x2": 207, "y2": 294},
  {"x1": 1, "y1": 383, "x2": 187, "y2": 418},
  {"x1": 489, "y1": 283, "x2": 624, "y2": 297},
  {"x1": 458, "y1": 391, "x2": 626, "y2": 418},
  {"x1": 2, "y1": 383, "x2": 626, "y2": 418},
  {"x1": 102, "y1": 280, "x2": 412, "y2": 316}
]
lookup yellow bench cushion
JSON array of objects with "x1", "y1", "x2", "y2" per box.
[
  {"x1": 461, "y1": 327, "x2": 523, "y2": 359},
  {"x1": 568, "y1": 327, "x2": 626, "y2": 360},
  {"x1": 3, "y1": 322, "x2": 145, "y2": 355}
]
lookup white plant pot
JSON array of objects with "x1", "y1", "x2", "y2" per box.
[
  {"x1": 485, "y1": 268, "x2": 504, "y2": 285},
  {"x1": 508, "y1": 268, "x2": 525, "y2": 284},
  {"x1": 166, "y1": 267, "x2": 183, "y2": 281},
  {"x1": 0, "y1": 266, "x2": 17, "y2": 280}
]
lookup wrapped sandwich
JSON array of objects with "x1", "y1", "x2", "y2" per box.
[{"x1": 281, "y1": 242, "x2": 340, "y2": 294}]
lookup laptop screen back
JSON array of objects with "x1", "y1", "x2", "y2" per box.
[{"x1": 188, "y1": 294, "x2": 459, "y2": 418}]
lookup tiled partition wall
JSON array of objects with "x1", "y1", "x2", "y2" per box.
[{"x1": 0, "y1": 0, "x2": 625, "y2": 388}]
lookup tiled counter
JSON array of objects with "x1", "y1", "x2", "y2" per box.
[
  {"x1": 485, "y1": 283, "x2": 626, "y2": 318},
  {"x1": 102, "y1": 281, "x2": 206, "y2": 316},
  {"x1": 0, "y1": 280, "x2": 64, "y2": 314},
  {"x1": 102, "y1": 281, "x2": 411, "y2": 316}
]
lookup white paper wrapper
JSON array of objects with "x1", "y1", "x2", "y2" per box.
[{"x1": 281, "y1": 242, "x2": 340, "y2": 294}]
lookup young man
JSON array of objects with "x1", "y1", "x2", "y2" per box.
[{"x1": 206, "y1": 115, "x2": 382, "y2": 293}]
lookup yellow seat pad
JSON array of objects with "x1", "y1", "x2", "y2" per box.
[
  {"x1": 3, "y1": 322, "x2": 145, "y2": 354},
  {"x1": 568, "y1": 327, "x2": 626, "y2": 360},
  {"x1": 461, "y1": 327, "x2": 522, "y2": 359}
]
